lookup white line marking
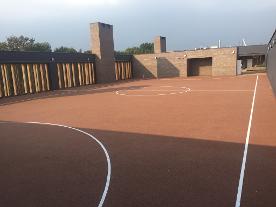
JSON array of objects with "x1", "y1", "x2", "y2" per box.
[
  {"x1": 115, "y1": 87, "x2": 192, "y2": 97},
  {"x1": 117, "y1": 89, "x2": 190, "y2": 92},
  {"x1": 235, "y1": 75, "x2": 259, "y2": 207},
  {"x1": 0, "y1": 121, "x2": 111, "y2": 207},
  {"x1": 192, "y1": 90, "x2": 254, "y2": 92},
  {"x1": 183, "y1": 79, "x2": 202, "y2": 81}
]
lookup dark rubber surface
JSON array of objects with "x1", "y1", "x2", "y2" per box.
[{"x1": 0, "y1": 123, "x2": 106, "y2": 207}]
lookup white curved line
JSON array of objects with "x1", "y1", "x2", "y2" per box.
[{"x1": 0, "y1": 121, "x2": 111, "y2": 207}]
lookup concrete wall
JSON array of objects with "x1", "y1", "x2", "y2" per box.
[
  {"x1": 267, "y1": 30, "x2": 276, "y2": 95},
  {"x1": 133, "y1": 47, "x2": 237, "y2": 78},
  {"x1": 90, "y1": 22, "x2": 116, "y2": 83}
]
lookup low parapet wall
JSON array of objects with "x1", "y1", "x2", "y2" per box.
[
  {"x1": 0, "y1": 51, "x2": 96, "y2": 98},
  {"x1": 0, "y1": 51, "x2": 134, "y2": 98}
]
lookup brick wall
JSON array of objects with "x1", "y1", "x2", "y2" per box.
[
  {"x1": 154, "y1": 36, "x2": 166, "y2": 53},
  {"x1": 133, "y1": 47, "x2": 237, "y2": 78},
  {"x1": 132, "y1": 54, "x2": 157, "y2": 78},
  {"x1": 90, "y1": 22, "x2": 116, "y2": 83}
]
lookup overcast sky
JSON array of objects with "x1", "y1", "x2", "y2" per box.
[{"x1": 0, "y1": 0, "x2": 275, "y2": 51}]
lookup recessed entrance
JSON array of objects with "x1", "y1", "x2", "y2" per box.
[{"x1": 187, "y1": 57, "x2": 212, "y2": 76}]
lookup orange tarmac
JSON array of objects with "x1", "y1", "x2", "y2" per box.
[{"x1": 0, "y1": 74, "x2": 276, "y2": 206}]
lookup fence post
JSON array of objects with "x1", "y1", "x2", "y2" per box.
[{"x1": 48, "y1": 58, "x2": 59, "y2": 91}]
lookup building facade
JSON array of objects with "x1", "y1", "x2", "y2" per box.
[{"x1": 133, "y1": 40, "x2": 237, "y2": 79}]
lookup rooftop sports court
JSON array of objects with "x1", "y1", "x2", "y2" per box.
[
  {"x1": 1, "y1": 73, "x2": 276, "y2": 207},
  {"x1": 1, "y1": 22, "x2": 276, "y2": 207}
]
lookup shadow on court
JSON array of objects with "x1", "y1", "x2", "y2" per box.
[
  {"x1": 1, "y1": 122, "x2": 275, "y2": 207},
  {"x1": 0, "y1": 81, "x2": 149, "y2": 106}
]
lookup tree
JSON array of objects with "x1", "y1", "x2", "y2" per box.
[
  {"x1": 0, "y1": 35, "x2": 51, "y2": 52},
  {"x1": 125, "y1": 46, "x2": 141, "y2": 54},
  {"x1": 6, "y1": 36, "x2": 34, "y2": 51},
  {"x1": 139, "y1": 43, "x2": 154, "y2": 54},
  {"x1": 120, "y1": 42, "x2": 154, "y2": 55},
  {"x1": 54, "y1": 46, "x2": 77, "y2": 53},
  {"x1": 0, "y1": 42, "x2": 8, "y2": 51},
  {"x1": 25, "y1": 42, "x2": 52, "y2": 52}
]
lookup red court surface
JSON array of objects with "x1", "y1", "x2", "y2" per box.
[{"x1": 0, "y1": 74, "x2": 276, "y2": 207}]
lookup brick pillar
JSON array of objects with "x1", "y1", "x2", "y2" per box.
[
  {"x1": 154, "y1": 36, "x2": 166, "y2": 53},
  {"x1": 90, "y1": 22, "x2": 116, "y2": 83}
]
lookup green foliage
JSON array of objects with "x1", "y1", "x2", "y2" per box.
[
  {"x1": 25, "y1": 42, "x2": 52, "y2": 52},
  {"x1": 0, "y1": 35, "x2": 51, "y2": 52},
  {"x1": 139, "y1": 43, "x2": 154, "y2": 54},
  {"x1": 125, "y1": 46, "x2": 141, "y2": 54},
  {"x1": 0, "y1": 42, "x2": 8, "y2": 50},
  {"x1": 54, "y1": 46, "x2": 77, "y2": 53},
  {"x1": 118, "y1": 42, "x2": 154, "y2": 55}
]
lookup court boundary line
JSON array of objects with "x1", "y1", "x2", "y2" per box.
[
  {"x1": 115, "y1": 87, "x2": 191, "y2": 96},
  {"x1": 117, "y1": 89, "x2": 253, "y2": 92},
  {"x1": 235, "y1": 75, "x2": 259, "y2": 207},
  {"x1": 192, "y1": 89, "x2": 254, "y2": 92},
  {"x1": 0, "y1": 121, "x2": 111, "y2": 207},
  {"x1": 115, "y1": 88, "x2": 254, "y2": 97}
]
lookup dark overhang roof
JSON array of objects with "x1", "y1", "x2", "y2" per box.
[
  {"x1": 0, "y1": 51, "x2": 95, "y2": 64},
  {"x1": 238, "y1": 45, "x2": 267, "y2": 57}
]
